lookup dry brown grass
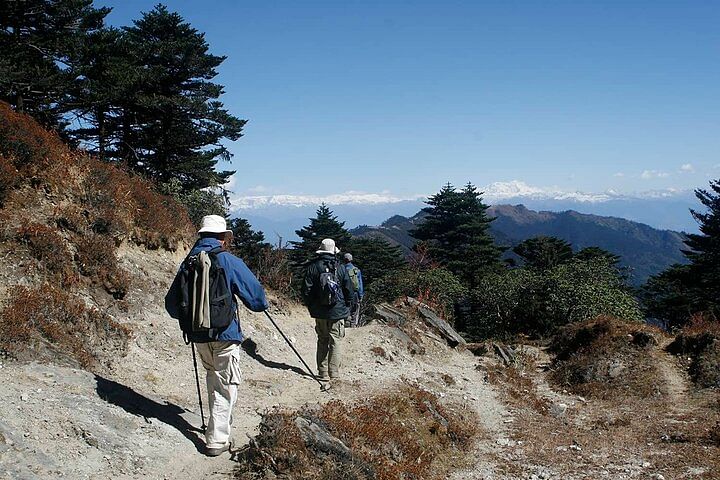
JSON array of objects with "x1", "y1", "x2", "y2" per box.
[
  {"x1": 234, "y1": 385, "x2": 480, "y2": 480},
  {"x1": 486, "y1": 363, "x2": 550, "y2": 414},
  {"x1": 488, "y1": 366, "x2": 720, "y2": 478},
  {"x1": 669, "y1": 313, "x2": 720, "y2": 389},
  {"x1": 0, "y1": 101, "x2": 191, "y2": 370},
  {"x1": 480, "y1": 318, "x2": 720, "y2": 478},
  {"x1": 16, "y1": 222, "x2": 78, "y2": 287},
  {"x1": 0, "y1": 285, "x2": 131, "y2": 369},
  {"x1": 549, "y1": 316, "x2": 663, "y2": 398},
  {"x1": 370, "y1": 346, "x2": 389, "y2": 360}
]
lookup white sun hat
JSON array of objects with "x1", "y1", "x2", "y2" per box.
[
  {"x1": 197, "y1": 215, "x2": 231, "y2": 234},
  {"x1": 316, "y1": 238, "x2": 340, "y2": 255}
]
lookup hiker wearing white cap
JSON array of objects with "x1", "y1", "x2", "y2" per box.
[
  {"x1": 165, "y1": 215, "x2": 269, "y2": 457},
  {"x1": 302, "y1": 238, "x2": 354, "y2": 380},
  {"x1": 343, "y1": 253, "x2": 364, "y2": 327}
]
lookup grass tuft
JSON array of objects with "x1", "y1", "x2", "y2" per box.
[{"x1": 235, "y1": 385, "x2": 479, "y2": 480}]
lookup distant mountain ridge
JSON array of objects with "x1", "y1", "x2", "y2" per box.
[{"x1": 350, "y1": 204, "x2": 688, "y2": 286}]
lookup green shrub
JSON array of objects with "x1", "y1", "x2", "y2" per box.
[
  {"x1": 367, "y1": 266, "x2": 467, "y2": 321},
  {"x1": 469, "y1": 257, "x2": 643, "y2": 339}
]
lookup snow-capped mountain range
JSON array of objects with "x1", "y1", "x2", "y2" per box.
[
  {"x1": 227, "y1": 181, "x2": 699, "y2": 243},
  {"x1": 229, "y1": 181, "x2": 689, "y2": 210}
]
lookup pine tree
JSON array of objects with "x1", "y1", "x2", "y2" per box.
[
  {"x1": 513, "y1": 236, "x2": 573, "y2": 270},
  {"x1": 70, "y1": 4, "x2": 244, "y2": 190},
  {"x1": 0, "y1": 0, "x2": 110, "y2": 129},
  {"x1": 684, "y1": 180, "x2": 720, "y2": 301},
  {"x1": 410, "y1": 183, "x2": 504, "y2": 286},
  {"x1": 346, "y1": 237, "x2": 406, "y2": 287},
  {"x1": 66, "y1": 26, "x2": 134, "y2": 159},
  {"x1": 574, "y1": 246, "x2": 621, "y2": 266},
  {"x1": 290, "y1": 204, "x2": 352, "y2": 266},
  {"x1": 228, "y1": 218, "x2": 267, "y2": 267},
  {"x1": 642, "y1": 179, "x2": 720, "y2": 327}
]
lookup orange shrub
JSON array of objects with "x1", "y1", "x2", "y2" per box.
[
  {"x1": 0, "y1": 102, "x2": 68, "y2": 174},
  {"x1": 0, "y1": 285, "x2": 131, "y2": 368},
  {"x1": 236, "y1": 385, "x2": 479, "y2": 480},
  {"x1": 0, "y1": 155, "x2": 20, "y2": 205},
  {"x1": 75, "y1": 235, "x2": 131, "y2": 299},
  {"x1": 16, "y1": 222, "x2": 77, "y2": 287}
]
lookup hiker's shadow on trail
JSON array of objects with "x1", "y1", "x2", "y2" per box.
[
  {"x1": 241, "y1": 338, "x2": 311, "y2": 379},
  {"x1": 95, "y1": 375, "x2": 205, "y2": 453}
]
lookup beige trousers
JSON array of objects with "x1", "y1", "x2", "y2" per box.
[
  {"x1": 195, "y1": 341, "x2": 242, "y2": 449},
  {"x1": 315, "y1": 318, "x2": 345, "y2": 377}
]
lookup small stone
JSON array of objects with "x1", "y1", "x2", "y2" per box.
[
  {"x1": 641, "y1": 462, "x2": 651, "y2": 468},
  {"x1": 20, "y1": 394, "x2": 28, "y2": 401},
  {"x1": 650, "y1": 475, "x2": 665, "y2": 480},
  {"x1": 550, "y1": 403, "x2": 568, "y2": 418}
]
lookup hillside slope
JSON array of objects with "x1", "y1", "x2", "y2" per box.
[{"x1": 351, "y1": 205, "x2": 688, "y2": 285}]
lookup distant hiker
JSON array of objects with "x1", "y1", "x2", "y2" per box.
[
  {"x1": 343, "y1": 253, "x2": 364, "y2": 328},
  {"x1": 302, "y1": 238, "x2": 354, "y2": 381},
  {"x1": 165, "y1": 215, "x2": 268, "y2": 457}
]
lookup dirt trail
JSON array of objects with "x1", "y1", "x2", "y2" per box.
[
  {"x1": 654, "y1": 337, "x2": 693, "y2": 413},
  {"x1": 0, "y1": 246, "x2": 508, "y2": 480}
]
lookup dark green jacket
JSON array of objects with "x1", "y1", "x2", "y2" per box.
[{"x1": 302, "y1": 253, "x2": 354, "y2": 320}]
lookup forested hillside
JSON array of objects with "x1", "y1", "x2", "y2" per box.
[{"x1": 352, "y1": 204, "x2": 688, "y2": 285}]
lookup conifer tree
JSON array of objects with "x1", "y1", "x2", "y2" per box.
[
  {"x1": 513, "y1": 236, "x2": 573, "y2": 270},
  {"x1": 66, "y1": 26, "x2": 133, "y2": 159},
  {"x1": 411, "y1": 183, "x2": 504, "y2": 286},
  {"x1": 346, "y1": 237, "x2": 406, "y2": 287},
  {"x1": 643, "y1": 179, "x2": 720, "y2": 326},
  {"x1": 116, "y1": 5, "x2": 243, "y2": 190},
  {"x1": 574, "y1": 246, "x2": 621, "y2": 266},
  {"x1": 290, "y1": 204, "x2": 352, "y2": 266},
  {"x1": 0, "y1": 0, "x2": 109, "y2": 129},
  {"x1": 228, "y1": 218, "x2": 267, "y2": 266},
  {"x1": 684, "y1": 180, "x2": 720, "y2": 299}
]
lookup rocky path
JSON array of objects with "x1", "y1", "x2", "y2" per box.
[{"x1": 0, "y1": 295, "x2": 508, "y2": 479}]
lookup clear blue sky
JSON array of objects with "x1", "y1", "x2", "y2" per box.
[{"x1": 98, "y1": 1, "x2": 720, "y2": 198}]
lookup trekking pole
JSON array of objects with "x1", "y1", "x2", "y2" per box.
[
  {"x1": 263, "y1": 310, "x2": 330, "y2": 392},
  {"x1": 190, "y1": 342, "x2": 207, "y2": 432}
]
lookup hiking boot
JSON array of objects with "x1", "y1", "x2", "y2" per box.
[
  {"x1": 205, "y1": 443, "x2": 230, "y2": 457},
  {"x1": 317, "y1": 372, "x2": 330, "y2": 382}
]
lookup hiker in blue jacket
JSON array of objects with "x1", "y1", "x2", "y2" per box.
[
  {"x1": 343, "y1": 253, "x2": 364, "y2": 327},
  {"x1": 166, "y1": 215, "x2": 268, "y2": 457}
]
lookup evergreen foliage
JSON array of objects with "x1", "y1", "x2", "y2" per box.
[
  {"x1": 512, "y1": 236, "x2": 573, "y2": 270},
  {"x1": 470, "y1": 257, "x2": 643, "y2": 339},
  {"x1": 228, "y1": 217, "x2": 268, "y2": 267},
  {"x1": 368, "y1": 266, "x2": 467, "y2": 321},
  {"x1": 290, "y1": 204, "x2": 352, "y2": 267},
  {"x1": 643, "y1": 179, "x2": 720, "y2": 327},
  {"x1": 344, "y1": 237, "x2": 405, "y2": 287},
  {"x1": 574, "y1": 246, "x2": 621, "y2": 266},
  {"x1": 410, "y1": 183, "x2": 504, "y2": 286},
  {"x1": 0, "y1": 0, "x2": 110, "y2": 130},
  {"x1": 111, "y1": 5, "x2": 242, "y2": 189},
  {"x1": 2, "y1": 3, "x2": 243, "y2": 191},
  {"x1": 159, "y1": 179, "x2": 227, "y2": 227}
]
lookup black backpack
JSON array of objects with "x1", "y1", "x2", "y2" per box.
[
  {"x1": 172, "y1": 246, "x2": 234, "y2": 341},
  {"x1": 317, "y1": 258, "x2": 342, "y2": 306}
]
